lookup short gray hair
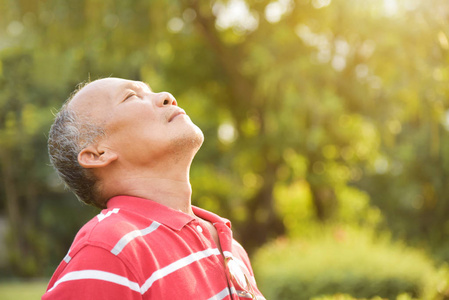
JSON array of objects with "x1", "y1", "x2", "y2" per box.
[{"x1": 48, "y1": 87, "x2": 107, "y2": 208}]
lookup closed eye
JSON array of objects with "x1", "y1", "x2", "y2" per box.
[{"x1": 123, "y1": 92, "x2": 137, "y2": 101}]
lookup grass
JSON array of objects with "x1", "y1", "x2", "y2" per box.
[{"x1": 0, "y1": 280, "x2": 48, "y2": 300}]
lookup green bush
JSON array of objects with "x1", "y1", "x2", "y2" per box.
[
  {"x1": 252, "y1": 228, "x2": 437, "y2": 300},
  {"x1": 0, "y1": 280, "x2": 48, "y2": 300},
  {"x1": 422, "y1": 264, "x2": 449, "y2": 300},
  {"x1": 311, "y1": 293, "x2": 414, "y2": 300}
]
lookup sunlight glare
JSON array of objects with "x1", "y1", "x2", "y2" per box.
[
  {"x1": 312, "y1": 0, "x2": 331, "y2": 9},
  {"x1": 438, "y1": 31, "x2": 449, "y2": 50},
  {"x1": 167, "y1": 17, "x2": 184, "y2": 33},
  {"x1": 218, "y1": 122, "x2": 237, "y2": 144},
  {"x1": 443, "y1": 110, "x2": 449, "y2": 131},
  {"x1": 7, "y1": 21, "x2": 24, "y2": 37},
  {"x1": 213, "y1": 0, "x2": 259, "y2": 32},
  {"x1": 264, "y1": 0, "x2": 293, "y2": 23},
  {"x1": 383, "y1": 0, "x2": 398, "y2": 16}
]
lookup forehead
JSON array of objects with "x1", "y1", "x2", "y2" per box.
[
  {"x1": 78, "y1": 78, "x2": 151, "y2": 99},
  {"x1": 68, "y1": 78, "x2": 151, "y2": 110},
  {"x1": 115, "y1": 79, "x2": 152, "y2": 93}
]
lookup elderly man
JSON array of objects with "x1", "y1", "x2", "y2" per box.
[{"x1": 42, "y1": 78, "x2": 265, "y2": 300}]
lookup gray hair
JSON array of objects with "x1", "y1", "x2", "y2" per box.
[{"x1": 48, "y1": 88, "x2": 107, "y2": 208}]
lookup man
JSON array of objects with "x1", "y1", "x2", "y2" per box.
[{"x1": 42, "y1": 78, "x2": 265, "y2": 300}]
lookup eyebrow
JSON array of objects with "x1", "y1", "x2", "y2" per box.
[
  {"x1": 140, "y1": 81, "x2": 152, "y2": 92},
  {"x1": 120, "y1": 81, "x2": 153, "y2": 93}
]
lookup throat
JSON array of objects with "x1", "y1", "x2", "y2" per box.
[{"x1": 105, "y1": 176, "x2": 194, "y2": 214}]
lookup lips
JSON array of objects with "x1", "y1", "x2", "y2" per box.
[{"x1": 168, "y1": 109, "x2": 186, "y2": 122}]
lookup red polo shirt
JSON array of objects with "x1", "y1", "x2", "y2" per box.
[{"x1": 42, "y1": 196, "x2": 265, "y2": 299}]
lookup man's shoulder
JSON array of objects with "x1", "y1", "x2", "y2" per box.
[{"x1": 71, "y1": 207, "x2": 156, "y2": 252}]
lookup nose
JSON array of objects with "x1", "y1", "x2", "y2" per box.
[{"x1": 155, "y1": 92, "x2": 177, "y2": 107}]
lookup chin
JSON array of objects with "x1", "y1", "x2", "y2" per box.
[
  {"x1": 190, "y1": 126, "x2": 205, "y2": 151},
  {"x1": 170, "y1": 125, "x2": 204, "y2": 157}
]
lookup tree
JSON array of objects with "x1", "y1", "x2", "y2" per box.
[{"x1": 1, "y1": 0, "x2": 449, "y2": 277}]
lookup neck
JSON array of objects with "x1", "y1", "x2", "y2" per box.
[
  {"x1": 99, "y1": 159, "x2": 195, "y2": 216},
  {"x1": 119, "y1": 177, "x2": 194, "y2": 215}
]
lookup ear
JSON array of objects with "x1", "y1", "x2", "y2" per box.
[{"x1": 78, "y1": 146, "x2": 118, "y2": 169}]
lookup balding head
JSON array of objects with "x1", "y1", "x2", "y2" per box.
[
  {"x1": 48, "y1": 79, "x2": 108, "y2": 208},
  {"x1": 69, "y1": 78, "x2": 128, "y2": 124}
]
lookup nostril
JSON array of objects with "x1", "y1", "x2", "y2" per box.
[{"x1": 159, "y1": 92, "x2": 177, "y2": 106}]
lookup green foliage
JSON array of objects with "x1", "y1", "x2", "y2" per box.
[
  {"x1": 275, "y1": 178, "x2": 383, "y2": 237},
  {"x1": 0, "y1": 280, "x2": 48, "y2": 300},
  {"x1": 423, "y1": 264, "x2": 449, "y2": 300},
  {"x1": 253, "y1": 229, "x2": 437, "y2": 300},
  {"x1": 311, "y1": 293, "x2": 414, "y2": 300},
  {"x1": 0, "y1": 0, "x2": 449, "y2": 282}
]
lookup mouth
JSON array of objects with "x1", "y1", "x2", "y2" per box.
[{"x1": 168, "y1": 109, "x2": 186, "y2": 122}]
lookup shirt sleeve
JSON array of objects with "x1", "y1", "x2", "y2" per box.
[{"x1": 42, "y1": 245, "x2": 143, "y2": 300}]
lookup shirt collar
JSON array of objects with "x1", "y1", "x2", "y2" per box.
[
  {"x1": 106, "y1": 195, "x2": 230, "y2": 231},
  {"x1": 192, "y1": 205, "x2": 231, "y2": 229}
]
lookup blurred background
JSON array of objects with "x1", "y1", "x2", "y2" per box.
[{"x1": 1, "y1": 0, "x2": 449, "y2": 299}]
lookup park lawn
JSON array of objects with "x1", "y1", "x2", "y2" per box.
[{"x1": 0, "y1": 280, "x2": 48, "y2": 300}]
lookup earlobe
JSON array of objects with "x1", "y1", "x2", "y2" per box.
[{"x1": 78, "y1": 146, "x2": 118, "y2": 169}]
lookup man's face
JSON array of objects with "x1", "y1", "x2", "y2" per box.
[{"x1": 69, "y1": 78, "x2": 204, "y2": 167}]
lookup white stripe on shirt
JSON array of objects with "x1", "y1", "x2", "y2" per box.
[
  {"x1": 208, "y1": 287, "x2": 230, "y2": 300},
  {"x1": 140, "y1": 248, "x2": 221, "y2": 294},
  {"x1": 97, "y1": 208, "x2": 120, "y2": 222},
  {"x1": 50, "y1": 248, "x2": 223, "y2": 295},
  {"x1": 63, "y1": 249, "x2": 72, "y2": 263},
  {"x1": 47, "y1": 270, "x2": 141, "y2": 293},
  {"x1": 111, "y1": 221, "x2": 161, "y2": 255}
]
